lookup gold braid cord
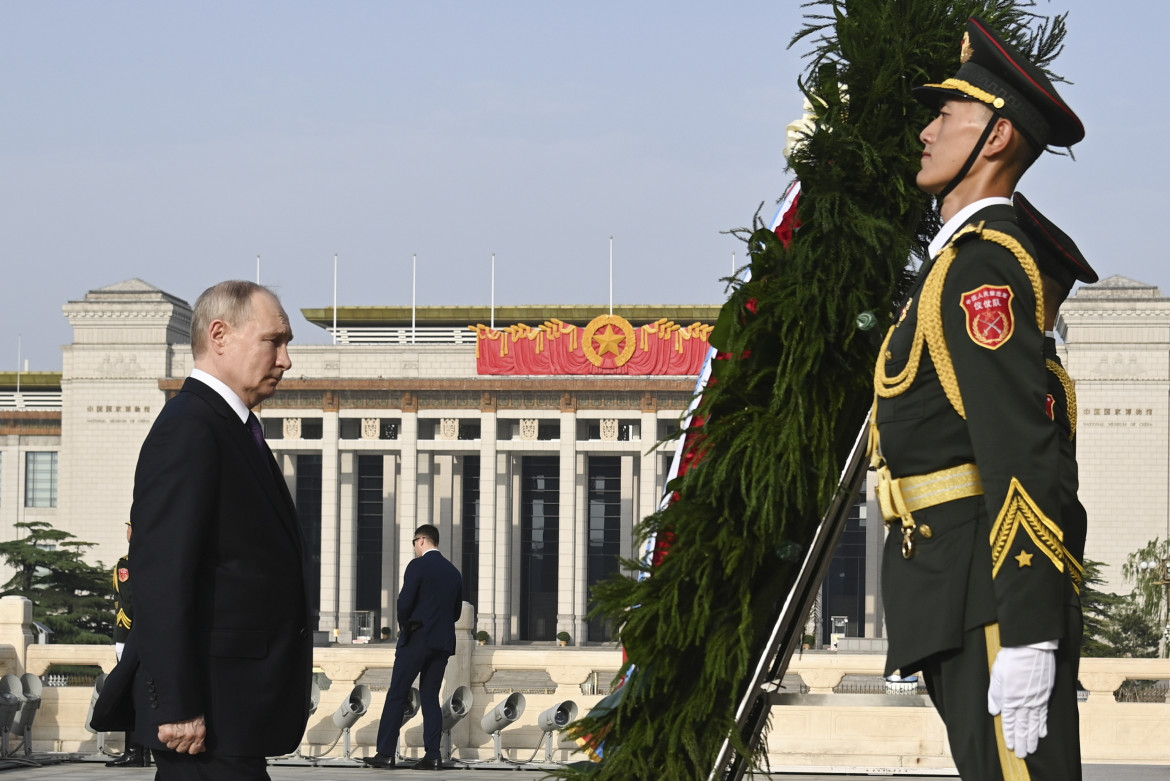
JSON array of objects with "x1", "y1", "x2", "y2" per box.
[
  {"x1": 1046, "y1": 358, "x2": 1077, "y2": 439},
  {"x1": 874, "y1": 223, "x2": 1045, "y2": 422},
  {"x1": 989, "y1": 477, "x2": 1065, "y2": 579}
]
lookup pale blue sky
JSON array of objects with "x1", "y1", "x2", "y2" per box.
[{"x1": 2, "y1": 1, "x2": 1162, "y2": 370}]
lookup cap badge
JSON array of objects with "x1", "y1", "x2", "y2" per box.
[{"x1": 960, "y1": 31, "x2": 974, "y2": 64}]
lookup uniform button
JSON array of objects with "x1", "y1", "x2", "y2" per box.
[{"x1": 919, "y1": 524, "x2": 933, "y2": 539}]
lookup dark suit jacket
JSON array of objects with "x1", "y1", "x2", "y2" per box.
[
  {"x1": 94, "y1": 377, "x2": 312, "y2": 757},
  {"x1": 396, "y1": 549, "x2": 462, "y2": 654}
]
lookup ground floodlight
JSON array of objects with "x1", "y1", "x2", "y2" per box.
[
  {"x1": 441, "y1": 685, "x2": 473, "y2": 731},
  {"x1": 536, "y1": 700, "x2": 577, "y2": 733},
  {"x1": 0, "y1": 675, "x2": 24, "y2": 756},
  {"x1": 0, "y1": 676, "x2": 22, "y2": 732},
  {"x1": 308, "y1": 681, "x2": 321, "y2": 717},
  {"x1": 537, "y1": 700, "x2": 578, "y2": 763},
  {"x1": 440, "y1": 686, "x2": 474, "y2": 761},
  {"x1": 85, "y1": 674, "x2": 107, "y2": 736},
  {"x1": 12, "y1": 673, "x2": 42, "y2": 754},
  {"x1": 479, "y1": 692, "x2": 525, "y2": 734},
  {"x1": 403, "y1": 686, "x2": 422, "y2": 723},
  {"x1": 332, "y1": 684, "x2": 371, "y2": 730}
]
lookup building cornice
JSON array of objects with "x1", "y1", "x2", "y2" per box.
[{"x1": 301, "y1": 304, "x2": 721, "y2": 330}]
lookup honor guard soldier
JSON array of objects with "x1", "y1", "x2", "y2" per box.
[
  {"x1": 108, "y1": 522, "x2": 149, "y2": 768},
  {"x1": 1014, "y1": 191, "x2": 1097, "y2": 571},
  {"x1": 871, "y1": 17, "x2": 1086, "y2": 780}
]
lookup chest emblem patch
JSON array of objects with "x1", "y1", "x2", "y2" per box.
[
  {"x1": 960, "y1": 284, "x2": 1014, "y2": 350},
  {"x1": 1045, "y1": 393, "x2": 1055, "y2": 420},
  {"x1": 118, "y1": 568, "x2": 130, "y2": 583}
]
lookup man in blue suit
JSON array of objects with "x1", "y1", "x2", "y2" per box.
[{"x1": 365, "y1": 524, "x2": 463, "y2": 770}]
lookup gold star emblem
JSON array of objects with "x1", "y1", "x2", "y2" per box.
[
  {"x1": 1015, "y1": 549, "x2": 1034, "y2": 568},
  {"x1": 582, "y1": 314, "x2": 636, "y2": 367},
  {"x1": 592, "y1": 324, "x2": 626, "y2": 356}
]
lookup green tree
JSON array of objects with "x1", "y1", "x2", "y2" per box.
[
  {"x1": 1122, "y1": 537, "x2": 1170, "y2": 623},
  {"x1": 1101, "y1": 604, "x2": 1160, "y2": 658},
  {"x1": 0, "y1": 521, "x2": 114, "y2": 644},
  {"x1": 1080, "y1": 560, "x2": 1129, "y2": 657}
]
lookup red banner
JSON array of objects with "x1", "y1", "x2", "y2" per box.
[{"x1": 474, "y1": 315, "x2": 712, "y2": 376}]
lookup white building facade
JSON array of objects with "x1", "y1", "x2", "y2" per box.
[
  {"x1": 2, "y1": 280, "x2": 716, "y2": 646},
  {"x1": 1, "y1": 274, "x2": 1165, "y2": 649}
]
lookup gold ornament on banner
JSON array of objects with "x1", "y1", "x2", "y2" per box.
[{"x1": 582, "y1": 314, "x2": 636, "y2": 367}]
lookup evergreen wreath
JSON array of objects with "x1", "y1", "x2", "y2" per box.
[{"x1": 559, "y1": 2, "x2": 1073, "y2": 779}]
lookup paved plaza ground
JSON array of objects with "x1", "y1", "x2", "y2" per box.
[{"x1": 0, "y1": 756, "x2": 1163, "y2": 780}]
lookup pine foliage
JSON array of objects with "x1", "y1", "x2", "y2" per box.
[
  {"x1": 560, "y1": 2, "x2": 1072, "y2": 779},
  {"x1": 0, "y1": 521, "x2": 115, "y2": 644}
]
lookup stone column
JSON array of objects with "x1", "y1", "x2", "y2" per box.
[
  {"x1": 478, "y1": 413, "x2": 498, "y2": 640},
  {"x1": 398, "y1": 412, "x2": 419, "y2": 583},
  {"x1": 557, "y1": 410, "x2": 577, "y2": 642},
  {"x1": 620, "y1": 455, "x2": 635, "y2": 559},
  {"x1": 319, "y1": 415, "x2": 341, "y2": 636},
  {"x1": 573, "y1": 451, "x2": 588, "y2": 643},
  {"x1": 336, "y1": 448, "x2": 355, "y2": 642},
  {"x1": 496, "y1": 454, "x2": 515, "y2": 643},
  {"x1": 639, "y1": 411, "x2": 660, "y2": 526}
]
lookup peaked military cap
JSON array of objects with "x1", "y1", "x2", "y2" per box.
[
  {"x1": 914, "y1": 17, "x2": 1084, "y2": 149},
  {"x1": 1013, "y1": 192, "x2": 1098, "y2": 293}
]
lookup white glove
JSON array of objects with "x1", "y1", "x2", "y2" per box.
[{"x1": 987, "y1": 643, "x2": 1056, "y2": 759}]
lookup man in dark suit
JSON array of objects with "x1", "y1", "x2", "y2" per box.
[
  {"x1": 98, "y1": 280, "x2": 312, "y2": 781},
  {"x1": 365, "y1": 524, "x2": 462, "y2": 770},
  {"x1": 872, "y1": 18, "x2": 1086, "y2": 780}
]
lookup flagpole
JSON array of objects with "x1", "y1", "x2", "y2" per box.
[
  {"x1": 15, "y1": 335, "x2": 20, "y2": 395},
  {"x1": 412, "y1": 253, "x2": 417, "y2": 344},
  {"x1": 731, "y1": 251, "x2": 735, "y2": 277},
  {"x1": 256, "y1": 254, "x2": 261, "y2": 284},
  {"x1": 609, "y1": 236, "x2": 613, "y2": 315},
  {"x1": 491, "y1": 253, "x2": 496, "y2": 330},
  {"x1": 332, "y1": 253, "x2": 338, "y2": 345}
]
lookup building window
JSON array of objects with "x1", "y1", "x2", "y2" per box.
[
  {"x1": 821, "y1": 487, "x2": 867, "y2": 645},
  {"x1": 520, "y1": 456, "x2": 559, "y2": 641},
  {"x1": 25, "y1": 452, "x2": 57, "y2": 508},
  {"x1": 461, "y1": 456, "x2": 480, "y2": 609},
  {"x1": 296, "y1": 454, "x2": 323, "y2": 631},
  {"x1": 356, "y1": 456, "x2": 384, "y2": 625},
  {"x1": 586, "y1": 457, "x2": 621, "y2": 642}
]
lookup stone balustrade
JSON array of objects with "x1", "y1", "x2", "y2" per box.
[{"x1": 2, "y1": 597, "x2": 1168, "y2": 769}]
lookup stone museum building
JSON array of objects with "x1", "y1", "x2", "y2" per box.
[
  {"x1": 0, "y1": 274, "x2": 1164, "y2": 647},
  {"x1": 0, "y1": 279, "x2": 721, "y2": 645}
]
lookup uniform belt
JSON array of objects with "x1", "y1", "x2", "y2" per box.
[
  {"x1": 878, "y1": 463, "x2": 984, "y2": 519},
  {"x1": 877, "y1": 463, "x2": 983, "y2": 559}
]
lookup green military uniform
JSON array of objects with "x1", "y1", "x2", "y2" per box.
[
  {"x1": 1019, "y1": 188, "x2": 1100, "y2": 781},
  {"x1": 871, "y1": 18, "x2": 1088, "y2": 781}
]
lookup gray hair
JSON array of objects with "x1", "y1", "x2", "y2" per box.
[{"x1": 190, "y1": 280, "x2": 279, "y2": 358}]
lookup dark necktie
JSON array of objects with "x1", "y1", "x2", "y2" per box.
[{"x1": 246, "y1": 413, "x2": 267, "y2": 452}]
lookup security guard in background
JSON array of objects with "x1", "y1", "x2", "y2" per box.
[
  {"x1": 871, "y1": 17, "x2": 1086, "y2": 780},
  {"x1": 107, "y1": 522, "x2": 149, "y2": 768}
]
